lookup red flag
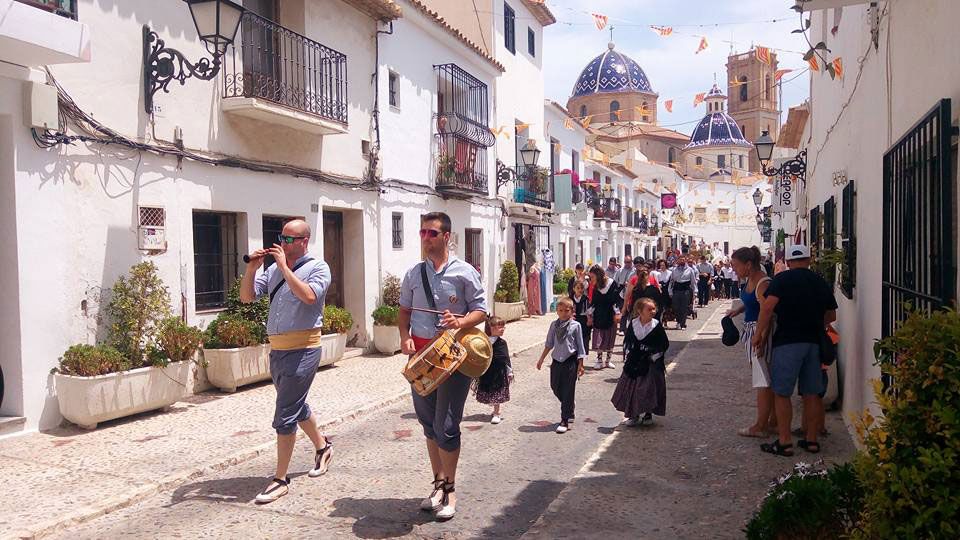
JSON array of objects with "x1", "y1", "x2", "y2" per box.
[
  {"x1": 755, "y1": 46, "x2": 772, "y2": 65},
  {"x1": 774, "y1": 69, "x2": 794, "y2": 82},
  {"x1": 695, "y1": 36, "x2": 708, "y2": 54},
  {"x1": 832, "y1": 57, "x2": 844, "y2": 78},
  {"x1": 650, "y1": 26, "x2": 673, "y2": 36},
  {"x1": 808, "y1": 56, "x2": 820, "y2": 72},
  {"x1": 693, "y1": 92, "x2": 706, "y2": 107},
  {"x1": 592, "y1": 13, "x2": 608, "y2": 31},
  {"x1": 664, "y1": 99, "x2": 673, "y2": 113}
]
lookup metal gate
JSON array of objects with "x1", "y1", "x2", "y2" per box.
[{"x1": 882, "y1": 98, "x2": 956, "y2": 341}]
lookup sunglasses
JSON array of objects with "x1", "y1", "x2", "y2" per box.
[
  {"x1": 419, "y1": 229, "x2": 444, "y2": 239},
  {"x1": 278, "y1": 234, "x2": 307, "y2": 244}
]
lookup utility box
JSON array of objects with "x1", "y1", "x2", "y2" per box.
[{"x1": 23, "y1": 81, "x2": 59, "y2": 130}]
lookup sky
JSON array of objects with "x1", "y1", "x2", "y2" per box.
[{"x1": 539, "y1": 0, "x2": 812, "y2": 136}]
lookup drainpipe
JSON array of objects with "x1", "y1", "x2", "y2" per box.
[{"x1": 372, "y1": 20, "x2": 394, "y2": 318}]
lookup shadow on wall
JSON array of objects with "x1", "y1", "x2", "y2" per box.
[{"x1": 0, "y1": 115, "x2": 23, "y2": 417}]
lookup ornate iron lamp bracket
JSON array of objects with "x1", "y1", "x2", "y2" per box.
[
  {"x1": 143, "y1": 25, "x2": 221, "y2": 114},
  {"x1": 761, "y1": 150, "x2": 807, "y2": 184},
  {"x1": 496, "y1": 159, "x2": 517, "y2": 195}
]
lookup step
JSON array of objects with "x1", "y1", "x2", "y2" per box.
[{"x1": 0, "y1": 416, "x2": 26, "y2": 437}]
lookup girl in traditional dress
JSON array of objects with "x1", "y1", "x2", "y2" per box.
[
  {"x1": 588, "y1": 265, "x2": 620, "y2": 370},
  {"x1": 474, "y1": 316, "x2": 512, "y2": 424},
  {"x1": 612, "y1": 297, "x2": 670, "y2": 426},
  {"x1": 571, "y1": 281, "x2": 591, "y2": 355}
]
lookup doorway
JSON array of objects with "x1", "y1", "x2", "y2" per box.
[{"x1": 323, "y1": 211, "x2": 344, "y2": 308}]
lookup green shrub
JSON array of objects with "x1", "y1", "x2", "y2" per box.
[
  {"x1": 204, "y1": 313, "x2": 261, "y2": 349},
  {"x1": 57, "y1": 344, "x2": 130, "y2": 377},
  {"x1": 322, "y1": 305, "x2": 353, "y2": 335},
  {"x1": 381, "y1": 274, "x2": 402, "y2": 307},
  {"x1": 372, "y1": 305, "x2": 399, "y2": 326},
  {"x1": 555, "y1": 268, "x2": 575, "y2": 285},
  {"x1": 853, "y1": 309, "x2": 960, "y2": 539},
  {"x1": 152, "y1": 316, "x2": 204, "y2": 365},
  {"x1": 744, "y1": 461, "x2": 864, "y2": 540},
  {"x1": 226, "y1": 276, "x2": 269, "y2": 330},
  {"x1": 107, "y1": 262, "x2": 171, "y2": 368},
  {"x1": 553, "y1": 281, "x2": 566, "y2": 295},
  {"x1": 495, "y1": 261, "x2": 520, "y2": 303}
]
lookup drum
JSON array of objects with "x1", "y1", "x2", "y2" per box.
[{"x1": 402, "y1": 331, "x2": 467, "y2": 397}]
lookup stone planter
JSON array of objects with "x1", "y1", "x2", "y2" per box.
[
  {"x1": 494, "y1": 301, "x2": 525, "y2": 322},
  {"x1": 54, "y1": 361, "x2": 190, "y2": 430},
  {"x1": 202, "y1": 344, "x2": 271, "y2": 393},
  {"x1": 373, "y1": 325, "x2": 401, "y2": 355},
  {"x1": 319, "y1": 333, "x2": 347, "y2": 367}
]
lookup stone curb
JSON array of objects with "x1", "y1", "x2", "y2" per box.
[{"x1": 20, "y1": 338, "x2": 546, "y2": 540}]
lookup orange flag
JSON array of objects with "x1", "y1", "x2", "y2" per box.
[
  {"x1": 775, "y1": 69, "x2": 794, "y2": 82},
  {"x1": 650, "y1": 26, "x2": 673, "y2": 36},
  {"x1": 833, "y1": 57, "x2": 844, "y2": 78},
  {"x1": 693, "y1": 92, "x2": 706, "y2": 107},
  {"x1": 580, "y1": 115, "x2": 592, "y2": 129},
  {"x1": 592, "y1": 13, "x2": 608, "y2": 31},
  {"x1": 695, "y1": 37, "x2": 709, "y2": 54},
  {"x1": 808, "y1": 56, "x2": 820, "y2": 72},
  {"x1": 491, "y1": 126, "x2": 511, "y2": 140},
  {"x1": 755, "y1": 46, "x2": 772, "y2": 65},
  {"x1": 563, "y1": 117, "x2": 574, "y2": 130},
  {"x1": 664, "y1": 100, "x2": 673, "y2": 113},
  {"x1": 633, "y1": 105, "x2": 649, "y2": 116},
  {"x1": 612, "y1": 109, "x2": 622, "y2": 120}
]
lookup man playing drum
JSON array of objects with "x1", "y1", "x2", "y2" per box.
[{"x1": 399, "y1": 212, "x2": 487, "y2": 521}]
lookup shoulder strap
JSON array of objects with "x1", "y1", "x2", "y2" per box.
[
  {"x1": 269, "y1": 257, "x2": 313, "y2": 305},
  {"x1": 419, "y1": 262, "x2": 438, "y2": 310}
]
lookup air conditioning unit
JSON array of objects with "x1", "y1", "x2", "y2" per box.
[{"x1": 138, "y1": 205, "x2": 166, "y2": 251}]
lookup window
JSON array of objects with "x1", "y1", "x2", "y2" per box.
[
  {"x1": 739, "y1": 76, "x2": 748, "y2": 101},
  {"x1": 809, "y1": 206, "x2": 821, "y2": 250},
  {"x1": 840, "y1": 181, "x2": 856, "y2": 298},
  {"x1": 609, "y1": 100, "x2": 620, "y2": 122},
  {"x1": 193, "y1": 211, "x2": 239, "y2": 310},
  {"x1": 392, "y1": 212, "x2": 403, "y2": 249},
  {"x1": 625, "y1": 244, "x2": 632, "y2": 257},
  {"x1": 504, "y1": 3, "x2": 516, "y2": 54},
  {"x1": 717, "y1": 154, "x2": 726, "y2": 169},
  {"x1": 766, "y1": 75, "x2": 773, "y2": 102},
  {"x1": 718, "y1": 208, "x2": 730, "y2": 223},
  {"x1": 388, "y1": 70, "x2": 399, "y2": 107},
  {"x1": 528, "y1": 27, "x2": 535, "y2": 56},
  {"x1": 694, "y1": 207, "x2": 706, "y2": 222},
  {"x1": 695, "y1": 156, "x2": 703, "y2": 166},
  {"x1": 579, "y1": 105, "x2": 587, "y2": 118},
  {"x1": 739, "y1": 155, "x2": 744, "y2": 169},
  {"x1": 724, "y1": 241, "x2": 729, "y2": 255},
  {"x1": 571, "y1": 149, "x2": 579, "y2": 174},
  {"x1": 641, "y1": 101, "x2": 649, "y2": 122},
  {"x1": 823, "y1": 196, "x2": 837, "y2": 250},
  {"x1": 559, "y1": 241, "x2": 567, "y2": 269},
  {"x1": 577, "y1": 240, "x2": 584, "y2": 263},
  {"x1": 465, "y1": 229, "x2": 483, "y2": 275}
]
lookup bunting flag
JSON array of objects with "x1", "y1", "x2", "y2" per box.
[
  {"x1": 832, "y1": 57, "x2": 844, "y2": 79},
  {"x1": 580, "y1": 115, "x2": 592, "y2": 129},
  {"x1": 808, "y1": 55, "x2": 820, "y2": 72},
  {"x1": 695, "y1": 163, "x2": 704, "y2": 172},
  {"x1": 563, "y1": 117, "x2": 574, "y2": 130},
  {"x1": 664, "y1": 99, "x2": 673, "y2": 113},
  {"x1": 602, "y1": 154, "x2": 610, "y2": 166},
  {"x1": 755, "y1": 46, "x2": 772, "y2": 65},
  {"x1": 693, "y1": 92, "x2": 706, "y2": 107},
  {"x1": 729, "y1": 78, "x2": 744, "y2": 87},
  {"x1": 592, "y1": 13, "x2": 608, "y2": 31},
  {"x1": 650, "y1": 25, "x2": 673, "y2": 36},
  {"x1": 695, "y1": 36, "x2": 709, "y2": 54},
  {"x1": 514, "y1": 122, "x2": 530, "y2": 131},
  {"x1": 774, "y1": 69, "x2": 794, "y2": 82},
  {"x1": 709, "y1": 181, "x2": 716, "y2": 195},
  {"x1": 491, "y1": 126, "x2": 510, "y2": 139},
  {"x1": 612, "y1": 109, "x2": 622, "y2": 120}
]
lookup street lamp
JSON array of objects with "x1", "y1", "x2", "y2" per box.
[
  {"x1": 754, "y1": 129, "x2": 807, "y2": 182},
  {"x1": 754, "y1": 130, "x2": 775, "y2": 169},
  {"x1": 143, "y1": 0, "x2": 245, "y2": 114},
  {"x1": 752, "y1": 188, "x2": 763, "y2": 209},
  {"x1": 519, "y1": 139, "x2": 541, "y2": 170}
]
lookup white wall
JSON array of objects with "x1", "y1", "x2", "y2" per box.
[{"x1": 804, "y1": 1, "x2": 960, "y2": 422}]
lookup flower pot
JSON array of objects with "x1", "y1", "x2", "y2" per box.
[
  {"x1": 494, "y1": 301, "x2": 525, "y2": 322},
  {"x1": 319, "y1": 333, "x2": 347, "y2": 367},
  {"x1": 202, "y1": 344, "x2": 271, "y2": 393},
  {"x1": 54, "y1": 361, "x2": 189, "y2": 430},
  {"x1": 373, "y1": 325, "x2": 401, "y2": 355}
]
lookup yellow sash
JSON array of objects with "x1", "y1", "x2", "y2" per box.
[{"x1": 268, "y1": 327, "x2": 324, "y2": 351}]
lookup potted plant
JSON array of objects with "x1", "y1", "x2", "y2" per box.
[
  {"x1": 201, "y1": 279, "x2": 271, "y2": 393},
  {"x1": 320, "y1": 305, "x2": 353, "y2": 367},
  {"x1": 437, "y1": 154, "x2": 457, "y2": 181},
  {"x1": 493, "y1": 261, "x2": 524, "y2": 322},
  {"x1": 54, "y1": 262, "x2": 198, "y2": 429},
  {"x1": 372, "y1": 273, "x2": 402, "y2": 355}
]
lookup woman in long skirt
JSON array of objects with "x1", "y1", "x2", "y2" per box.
[
  {"x1": 612, "y1": 297, "x2": 670, "y2": 426},
  {"x1": 588, "y1": 265, "x2": 619, "y2": 370}
]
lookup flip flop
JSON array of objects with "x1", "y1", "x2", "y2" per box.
[
  {"x1": 760, "y1": 439, "x2": 794, "y2": 456},
  {"x1": 737, "y1": 427, "x2": 766, "y2": 438}
]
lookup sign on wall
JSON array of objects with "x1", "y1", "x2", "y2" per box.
[
  {"x1": 661, "y1": 193, "x2": 677, "y2": 209},
  {"x1": 772, "y1": 175, "x2": 803, "y2": 213}
]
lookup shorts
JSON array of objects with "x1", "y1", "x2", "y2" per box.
[
  {"x1": 269, "y1": 347, "x2": 322, "y2": 434},
  {"x1": 770, "y1": 343, "x2": 824, "y2": 397}
]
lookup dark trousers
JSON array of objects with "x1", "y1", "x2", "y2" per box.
[
  {"x1": 697, "y1": 276, "x2": 710, "y2": 306},
  {"x1": 550, "y1": 355, "x2": 579, "y2": 422},
  {"x1": 724, "y1": 279, "x2": 736, "y2": 299},
  {"x1": 672, "y1": 288, "x2": 692, "y2": 328}
]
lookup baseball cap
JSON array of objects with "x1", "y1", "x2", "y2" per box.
[{"x1": 785, "y1": 244, "x2": 811, "y2": 261}]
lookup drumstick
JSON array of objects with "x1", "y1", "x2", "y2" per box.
[{"x1": 409, "y1": 307, "x2": 466, "y2": 318}]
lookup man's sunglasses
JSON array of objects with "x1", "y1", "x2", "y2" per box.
[
  {"x1": 278, "y1": 234, "x2": 307, "y2": 244},
  {"x1": 419, "y1": 229, "x2": 444, "y2": 239}
]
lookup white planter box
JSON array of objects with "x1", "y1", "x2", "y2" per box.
[
  {"x1": 494, "y1": 301, "x2": 525, "y2": 322},
  {"x1": 202, "y1": 344, "x2": 272, "y2": 393},
  {"x1": 54, "y1": 361, "x2": 189, "y2": 430},
  {"x1": 319, "y1": 333, "x2": 347, "y2": 367},
  {"x1": 372, "y1": 325, "x2": 401, "y2": 355}
]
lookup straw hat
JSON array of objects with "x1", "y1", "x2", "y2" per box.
[{"x1": 454, "y1": 327, "x2": 493, "y2": 378}]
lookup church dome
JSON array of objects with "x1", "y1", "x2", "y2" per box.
[
  {"x1": 571, "y1": 42, "x2": 655, "y2": 98},
  {"x1": 684, "y1": 84, "x2": 752, "y2": 149}
]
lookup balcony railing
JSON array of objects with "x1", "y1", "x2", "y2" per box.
[
  {"x1": 586, "y1": 190, "x2": 621, "y2": 221},
  {"x1": 513, "y1": 167, "x2": 553, "y2": 209},
  {"x1": 436, "y1": 133, "x2": 488, "y2": 195},
  {"x1": 604, "y1": 198, "x2": 622, "y2": 222},
  {"x1": 222, "y1": 12, "x2": 348, "y2": 124},
  {"x1": 16, "y1": 0, "x2": 77, "y2": 19}
]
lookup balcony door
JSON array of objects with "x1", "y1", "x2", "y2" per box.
[{"x1": 242, "y1": 0, "x2": 279, "y2": 101}]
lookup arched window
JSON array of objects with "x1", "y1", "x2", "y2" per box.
[
  {"x1": 739, "y1": 76, "x2": 748, "y2": 102},
  {"x1": 610, "y1": 100, "x2": 620, "y2": 122},
  {"x1": 580, "y1": 104, "x2": 587, "y2": 118},
  {"x1": 668, "y1": 147, "x2": 677, "y2": 164},
  {"x1": 695, "y1": 156, "x2": 703, "y2": 166}
]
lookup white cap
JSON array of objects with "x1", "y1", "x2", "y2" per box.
[{"x1": 785, "y1": 244, "x2": 811, "y2": 261}]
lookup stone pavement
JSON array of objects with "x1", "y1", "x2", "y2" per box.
[
  {"x1": 0, "y1": 315, "x2": 554, "y2": 539},
  {"x1": 522, "y1": 303, "x2": 857, "y2": 540},
  {"x1": 45, "y1": 303, "x2": 720, "y2": 539}
]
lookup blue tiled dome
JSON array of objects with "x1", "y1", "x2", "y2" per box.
[
  {"x1": 684, "y1": 85, "x2": 751, "y2": 149},
  {"x1": 571, "y1": 42, "x2": 655, "y2": 97}
]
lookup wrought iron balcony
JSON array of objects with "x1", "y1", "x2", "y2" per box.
[
  {"x1": 604, "y1": 198, "x2": 622, "y2": 222},
  {"x1": 625, "y1": 207, "x2": 634, "y2": 227},
  {"x1": 436, "y1": 133, "x2": 488, "y2": 195},
  {"x1": 16, "y1": 0, "x2": 77, "y2": 19},
  {"x1": 513, "y1": 167, "x2": 553, "y2": 209},
  {"x1": 222, "y1": 12, "x2": 348, "y2": 125}
]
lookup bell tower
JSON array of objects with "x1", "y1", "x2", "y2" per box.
[{"x1": 726, "y1": 47, "x2": 780, "y2": 172}]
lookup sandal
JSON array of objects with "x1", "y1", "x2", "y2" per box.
[
  {"x1": 435, "y1": 480, "x2": 456, "y2": 521},
  {"x1": 760, "y1": 439, "x2": 794, "y2": 456},
  {"x1": 420, "y1": 476, "x2": 445, "y2": 512},
  {"x1": 308, "y1": 440, "x2": 333, "y2": 477},
  {"x1": 738, "y1": 427, "x2": 766, "y2": 438},
  {"x1": 797, "y1": 439, "x2": 821, "y2": 453}
]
